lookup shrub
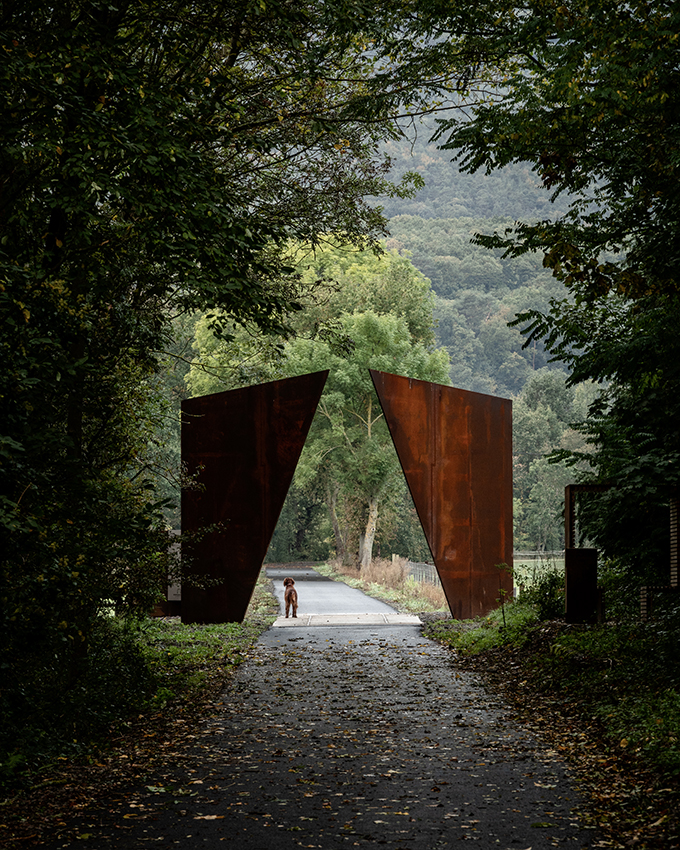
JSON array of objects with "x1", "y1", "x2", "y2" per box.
[
  {"x1": 522, "y1": 567, "x2": 564, "y2": 620},
  {"x1": 0, "y1": 617, "x2": 155, "y2": 777}
]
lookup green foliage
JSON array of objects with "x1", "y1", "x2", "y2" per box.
[
  {"x1": 599, "y1": 688, "x2": 680, "y2": 775},
  {"x1": 431, "y1": 0, "x2": 680, "y2": 301},
  {"x1": 387, "y1": 216, "x2": 557, "y2": 299},
  {"x1": 520, "y1": 568, "x2": 565, "y2": 621},
  {"x1": 137, "y1": 618, "x2": 270, "y2": 706},
  {"x1": 380, "y1": 129, "x2": 572, "y2": 221},
  {"x1": 297, "y1": 243, "x2": 438, "y2": 347},
  {"x1": 527, "y1": 295, "x2": 680, "y2": 579},
  {"x1": 405, "y1": 0, "x2": 680, "y2": 576},
  {"x1": 427, "y1": 599, "x2": 680, "y2": 777},
  {"x1": 266, "y1": 484, "x2": 333, "y2": 563},
  {"x1": 1, "y1": 0, "x2": 447, "y2": 756},
  {"x1": 0, "y1": 570, "x2": 275, "y2": 788},
  {"x1": 373, "y1": 479, "x2": 431, "y2": 563},
  {"x1": 382, "y1": 216, "x2": 569, "y2": 398},
  {"x1": 0, "y1": 617, "x2": 155, "y2": 774},
  {"x1": 283, "y1": 310, "x2": 450, "y2": 567},
  {"x1": 511, "y1": 370, "x2": 596, "y2": 550},
  {"x1": 536, "y1": 606, "x2": 680, "y2": 775},
  {"x1": 424, "y1": 601, "x2": 539, "y2": 654}
]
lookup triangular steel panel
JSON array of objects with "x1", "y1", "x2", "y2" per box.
[
  {"x1": 370, "y1": 370, "x2": 512, "y2": 619},
  {"x1": 181, "y1": 371, "x2": 328, "y2": 623}
]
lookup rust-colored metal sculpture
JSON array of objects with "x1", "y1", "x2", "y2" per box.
[
  {"x1": 181, "y1": 371, "x2": 328, "y2": 624},
  {"x1": 370, "y1": 371, "x2": 512, "y2": 619}
]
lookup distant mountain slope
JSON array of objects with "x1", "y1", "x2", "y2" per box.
[{"x1": 379, "y1": 128, "x2": 571, "y2": 222}]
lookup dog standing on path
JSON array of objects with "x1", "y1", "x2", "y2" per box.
[{"x1": 283, "y1": 577, "x2": 298, "y2": 619}]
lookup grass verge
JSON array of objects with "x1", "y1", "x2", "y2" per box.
[{"x1": 315, "y1": 557, "x2": 448, "y2": 613}]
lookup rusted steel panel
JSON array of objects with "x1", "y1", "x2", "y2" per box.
[
  {"x1": 370, "y1": 371, "x2": 513, "y2": 620},
  {"x1": 181, "y1": 371, "x2": 328, "y2": 624},
  {"x1": 565, "y1": 548, "x2": 598, "y2": 624}
]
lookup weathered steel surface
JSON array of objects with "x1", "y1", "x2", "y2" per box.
[
  {"x1": 370, "y1": 371, "x2": 512, "y2": 619},
  {"x1": 565, "y1": 548, "x2": 598, "y2": 624},
  {"x1": 181, "y1": 371, "x2": 328, "y2": 624}
]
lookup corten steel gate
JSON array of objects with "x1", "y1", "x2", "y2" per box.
[
  {"x1": 181, "y1": 371, "x2": 328, "y2": 624},
  {"x1": 370, "y1": 370, "x2": 513, "y2": 620}
]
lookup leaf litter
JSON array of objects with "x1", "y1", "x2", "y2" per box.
[
  {"x1": 12, "y1": 628, "x2": 601, "y2": 848},
  {"x1": 6, "y1": 621, "x2": 673, "y2": 848}
]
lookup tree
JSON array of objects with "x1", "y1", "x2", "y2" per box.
[
  {"x1": 185, "y1": 243, "x2": 439, "y2": 396},
  {"x1": 188, "y1": 246, "x2": 449, "y2": 567},
  {"x1": 0, "y1": 0, "x2": 462, "y2": 759},
  {"x1": 413, "y1": 0, "x2": 680, "y2": 575},
  {"x1": 429, "y1": 0, "x2": 680, "y2": 300},
  {"x1": 511, "y1": 370, "x2": 596, "y2": 551},
  {"x1": 529, "y1": 295, "x2": 680, "y2": 581},
  {"x1": 283, "y1": 311, "x2": 450, "y2": 569},
  {"x1": 296, "y1": 243, "x2": 437, "y2": 347}
]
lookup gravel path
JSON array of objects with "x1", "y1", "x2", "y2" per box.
[{"x1": 49, "y1": 623, "x2": 596, "y2": 849}]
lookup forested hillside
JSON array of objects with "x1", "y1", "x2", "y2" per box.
[
  {"x1": 387, "y1": 215, "x2": 565, "y2": 397},
  {"x1": 380, "y1": 129, "x2": 572, "y2": 222}
]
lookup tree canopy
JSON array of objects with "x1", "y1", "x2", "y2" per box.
[
  {"x1": 188, "y1": 246, "x2": 449, "y2": 567},
  {"x1": 0, "y1": 0, "x2": 462, "y2": 763},
  {"x1": 429, "y1": 0, "x2": 680, "y2": 300},
  {"x1": 283, "y1": 310, "x2": 450, "y2": 568},
  {"x1": 410, "y1": 0, "x2": 680, "y2": 580}
]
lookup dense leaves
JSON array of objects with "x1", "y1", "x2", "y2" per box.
[
  {"x1": 521, "y1": 294, "x2": 680, "y2": 577},
  {"x1": 283, "y1": 310, "x2": 450, "y2": 567},
  {"x1": 432, "y1": 0, "x2": 680, "y2": 300},
  {"x1": 416, "y1": 0, "x2": 680, "y2": 573},
  {"x1": 0, "y1": 0, "x2": 453, "y2": 773}
]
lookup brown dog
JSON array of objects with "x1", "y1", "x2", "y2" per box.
[{"x1": 283, "y1": 577, "x2": 298, "y2": 619}]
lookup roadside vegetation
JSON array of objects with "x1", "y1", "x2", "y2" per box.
[
  {"x1": 426, "y1": 567, "x2": 680, "y2": 778},
  {"x1": 0, "y1": 570, "x2": 278, "y2": 796},
  {"x1": 422, "y1": 566, "x2": 680, "y2": 850},
  {"x1": 316, "y1": 556, "x2": 448, "y2": 613}
]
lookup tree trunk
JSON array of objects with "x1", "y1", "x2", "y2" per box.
[
  {"x1": 359, "y1": 496, "x2": 379, "y2": 572},
  {"x1": 326, "y1": 481, "x2": 346, "y2": 561}
]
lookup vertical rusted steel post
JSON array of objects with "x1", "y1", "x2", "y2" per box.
[
  {"x1": 181, "y1": 371, "x2": 328, "y2": 624},
  {"x1": 370, "y1": 371, "x2": 513, "y2": 620}
]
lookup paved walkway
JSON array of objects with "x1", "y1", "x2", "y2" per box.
[
  {"x1": 267, "y1": 567, "x2": 421, "y2": 627},
  {"x1": 48, "y1": 570, "x2": 596, "y2": 848},
  {"x1": 268, "y1": 566, "x2": 403, "y2": 614}
]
